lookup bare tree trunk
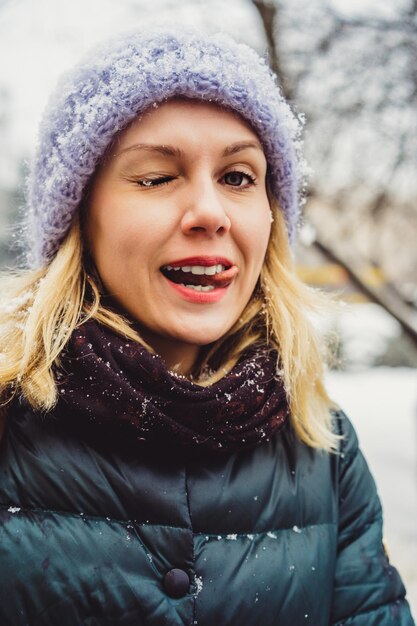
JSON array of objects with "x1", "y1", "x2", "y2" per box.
[
  {"x1": 369, "y1": 261, "x2": 417, "y2": 313},
  {"x1": 252, "y1": 0, "x2": 417, "y2": 349},
  {"x1": 252, "y1": 0, "x2": 294, "y2": 99},
  {"x1": 314, "y1": 239, "x2": 417, "y2": 348}
]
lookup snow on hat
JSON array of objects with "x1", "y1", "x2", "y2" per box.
[{"x1": 26, "y1": 28, "x2": 308, "y2": 267}]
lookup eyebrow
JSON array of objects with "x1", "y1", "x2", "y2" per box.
[
  {"x1": 222, "y1": 141, "x2": 263, "y2": 156},
  {"x1": 116, "y1": 143, "x2": 181, "y2": 159},
  {"x1": 115, "y1": 140, "x2": 264, "y2": 159}
]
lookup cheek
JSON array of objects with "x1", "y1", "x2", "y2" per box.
[
  {"x1": 87, "y1": 202, "x2": 161, "y2": 269},
  {"x1": 242, "y1": 208, "x2": 272, "y2": 272}
]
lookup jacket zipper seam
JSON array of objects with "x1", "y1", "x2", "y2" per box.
[{"x1": 184, "y1": 464, "x2": 197, "y2": 625}]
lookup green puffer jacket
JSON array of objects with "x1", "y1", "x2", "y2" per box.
[{"x1": 0, "y1": 400, "x2": 414, "y2": 626}]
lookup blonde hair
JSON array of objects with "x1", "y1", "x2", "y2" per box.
[{"x1": 0, "y1": 202, "x2": 339, "y2": 451}]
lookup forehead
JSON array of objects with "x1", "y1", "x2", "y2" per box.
[{"x1": 115, "y1": 98, "x2": 264, "y2": 153}]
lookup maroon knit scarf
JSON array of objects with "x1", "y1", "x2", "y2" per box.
[{"x1": 54, "y1": 319, "x2": 289, "y2": 453}]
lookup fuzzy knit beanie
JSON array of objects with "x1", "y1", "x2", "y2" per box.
[{"x1": 26, "y1": 28, "x2": 308, "y2": 267}]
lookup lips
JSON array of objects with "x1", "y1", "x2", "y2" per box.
[
  {"x1": 160, "y1": 256, "x2": 238, "y2": 288},
  {"x1": 165, "y1": 256, "x2": 232, "y2": 268}
]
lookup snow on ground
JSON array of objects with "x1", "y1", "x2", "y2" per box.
[{"x1": 326, "y1": 367, "x2": 417, "y2": 616}]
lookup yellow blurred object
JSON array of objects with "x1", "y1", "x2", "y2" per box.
[
  {"x1": 297, "y1": 263, "x2": 386, "y2": 292},
  {"x1": 297, "y1": 263, "x2": 348, "y2": 286}
]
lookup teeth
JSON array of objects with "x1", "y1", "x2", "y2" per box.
[
  {"x1": 191, "y1": 266, "x2": 205, "y2": 275},
  {"x1": 183, "y1": 284, "x2": 215, "y2": 292},
  {"x1": 164, "y1": 264, "x2": 227, "y2": 275}
]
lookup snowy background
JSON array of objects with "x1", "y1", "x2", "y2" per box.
[
  {"x1": 326, "y1": 366, "x2": 417, "y2": 614},
  {"x1": 325, "y1": 303, "x2": 417, "y2": 611},
  {"x1": 0, "y1": 0, "x2": 416, "y2": 616}
]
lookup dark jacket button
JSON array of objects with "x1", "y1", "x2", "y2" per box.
[{"x1": 163, "y1": 568, "x2": 190, "y2": 599}]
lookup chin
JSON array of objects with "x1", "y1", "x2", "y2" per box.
[
  {"x1": 171, "y1": 322, "x2": 233, "y2": 347},
  {"x1": 175, "y1": 331, "x2": 226, "y2": 347}
]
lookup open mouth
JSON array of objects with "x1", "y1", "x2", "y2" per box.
[{"x1": 160, "y1": 262, "x2": 237, "y2": 292}]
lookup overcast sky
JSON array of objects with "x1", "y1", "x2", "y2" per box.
[
  {"x1": 0, "y1": 0, "x2": 263, "y2": 165},
  {"x1": 0, "y1": 0, "x2": 397, "y2": 148},
  {"x1": 0, "y1": 0, "x2": 408, "y2": 187}
]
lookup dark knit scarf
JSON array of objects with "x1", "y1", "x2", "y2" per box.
[{"x1": 54, "y1": 319, "x2": 289, "y2": 453}]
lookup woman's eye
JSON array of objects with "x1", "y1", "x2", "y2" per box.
[
  {"x1": 137, "y1": 176, "x2": 174, "y2": 187},
  {"x1": 223, "y1": 171, "x2": 256, "y2": 187}
]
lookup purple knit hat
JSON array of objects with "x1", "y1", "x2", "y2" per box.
[{"x1": 27, "y1": 29, "x2": 307, "y2": 267}]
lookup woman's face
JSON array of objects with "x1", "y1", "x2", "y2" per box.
[{"x1": 85, "y1": 99, "x2": 271, "y2": 371}]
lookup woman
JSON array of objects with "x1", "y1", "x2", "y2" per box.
[{"x1": 0, "y1": 29, "x2": 414, "y2": 626}]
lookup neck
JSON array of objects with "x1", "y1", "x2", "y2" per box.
[
  {"x1": 137, "y1": 327, "x2": 201, "y2": 376},
  {"x1": 99, "y1": 292, "x2": 201, "y2": 375}
]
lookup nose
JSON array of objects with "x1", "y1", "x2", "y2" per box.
[{"x1": 180, "y1": 178, "x2": 231, "y2": 238}]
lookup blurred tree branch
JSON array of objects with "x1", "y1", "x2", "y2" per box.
[
  {"x1": 252, "y1": 0, "x2": 417, "y2": 348},
  {"x1": 313, "y1": 239, "x2": 417, "y2": 347},
  {"x1": 252, "y1": 0, "x2": 293, "y2": 98}
]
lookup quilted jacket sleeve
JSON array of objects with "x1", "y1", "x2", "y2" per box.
[{"x1": 331, "y1": 412, "x2": 415, "y2": 625}]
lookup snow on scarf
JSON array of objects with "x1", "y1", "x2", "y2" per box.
[{"x1": 54, "y1": 319, "x2": 289, "y2": 453}]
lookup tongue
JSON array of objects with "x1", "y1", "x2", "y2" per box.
[
  {"x1": 211, "y1": 265, "x2": 239, "y2": 284},
  {"x1": 162, "y1": 266, "x2": 238, "y2": 287}
]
